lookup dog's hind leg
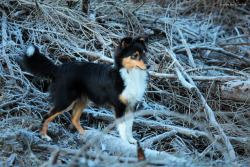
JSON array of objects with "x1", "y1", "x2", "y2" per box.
[
  {"x1": 71, "y1": 98, "x2": 88, "y2": 135},
  {"x1": 41, "y1": 102, "x2": 75, "y2": 141}
]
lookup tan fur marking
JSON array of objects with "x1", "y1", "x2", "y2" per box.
[
  {"x1": 122, "y1": 56, "x2": 146, "y2": 70},
  {"x1": 119, "y1": 94, "x2": 128, "y2": 104},
  {"x1": 130, "y1": 107, "x2": 135, "y2": 114},
  {"x1": 143, "y1": 50, "x2": 145, "y2": 54},
  {"x1": 139, "y1": 38, "x2": 144, "y2": 42},
  {"x1": 122, "y1": 41, "x2": 126, "y2": 49},
  {"x1": 48, "y1": 106, "x2": 55, "y2": 115},
  {"x1": 135, "y1": 51, "x2": 139, "y2": 55},
  {"x1": 41, "y1": 103, "x2": 74, "y2": 137},
  {"x1": 124, "y1": 108, "x2": 134, "y2": 116},
  {"x1": 71, "y1": 99, "x2": 88, "y2": 135}
]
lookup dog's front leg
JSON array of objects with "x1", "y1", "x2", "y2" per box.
[
  {"x1": 125, "y1": 109, "x2": 137, "y2": 144},
  {"x1": 115, "y1": 103, "x2": 136, "y2": 144},
  {"x1": 117, "y1": 120, "x2": 128, "y2": 143}
]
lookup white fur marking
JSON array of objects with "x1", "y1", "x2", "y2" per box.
[
  {"x1": 26, "y1": 46, "x2": 35, "y2": 57},
  {"x1": 117, "y1": 122, "x2": 128, "y2": 143},
  {"x1": 125, "y1": 111, "x2": 136, "y2": 144},
  {"x1": 120, "y1": 68, "x2": 148, "y2": 106},
  {"x1": 41, "y1": 135, "x2": 52, "y2": 142}
]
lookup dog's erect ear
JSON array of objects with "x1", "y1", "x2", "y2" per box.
[
  {"x1": 121, "y1": 37, "x2": 133, "y2": 49},
  {"x1": 135, "y1": 36, "x2": 147, "y2": 47}
]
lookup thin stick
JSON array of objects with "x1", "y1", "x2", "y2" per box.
[
  {"x1": 1, "y1": 11, "x2": 15, "y2": 79},
  {"x1": 175, "y1": 45, "x2": 250, "y2": 65},
  {"x1": 176, "y1": 26, "x2": 196, "y2": 68},
  {"x1": 149, "y1": 71, "x2": 246, "y2": 81},
  {"x1": 166, "y1": 49, "x2": 236, "y2": 161},
  {"x1": 175, "y1": 67, "x2": 196, "y2": 93},
  {"x1": 185, "y1": 66, "x2": 248, "y2": 77},
  {"x1": 143, "y1": 130, "x2": 178, "y2": 148},
  {"x1": 75, "y1": 48, "x2": 114, "y2": 63}
]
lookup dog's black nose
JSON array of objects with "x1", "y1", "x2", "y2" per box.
[{"x1": 146, "y1": 64, "x2": 151, "y2": 69}]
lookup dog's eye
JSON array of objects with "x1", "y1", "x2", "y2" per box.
[{"x1": 132, "y1": 54, "x2": 140, "y2": 60}]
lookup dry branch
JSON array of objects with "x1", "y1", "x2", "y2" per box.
[
  {"x1": 149, "y1": 71, "x2": 246, "y2": 81},
  {"x1": 175, "y1": 67, "x2": 196, "y2": 93},
  {"x1": 143, "y1": 130, "x2": 178, "y2": 148},
  {"x1": 81, "y1": 108, "x2": 208, "y2": 137},
  {"x1": 75, "y1": 48, "x2": 114, "y2": 62},
  {"x1": 176, "y1": 26, "x2": 196, "y2": 68},
  {"x1": 38, "y1": 144, "x2": 140, "y2": 163},
  {"x1": 0, "y1": 0, "x2": 249, "y2": 166},
  {"x1": 81, "y1": 109, "x2": 249, "y2": 144},
  {"x1": 185, "y1": 66, "x2": 248, "y2": 77},
  {"x1": 166, "y1": 49, "x2": 236, "y2": 161},
  {"x1": 1, "y1": 11, "x2": 15, "y2": 79},
  {"x1": 82, "y1": 130, "x2": 187, "y2": 163},
  {"x1": 174, "y1": 45, "x2": 250, "y2": 65},
  {"x1": 221, "y1": 80, "x2": 250, "y2": 102}
]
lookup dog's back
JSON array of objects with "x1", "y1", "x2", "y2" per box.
[{"x1": 50, "y1": 61, "x2": 123, "y2": 106}]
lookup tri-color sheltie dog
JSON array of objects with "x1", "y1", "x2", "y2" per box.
[{"x1": 22, "y1": 37, "x2": 150, "y2": 144}]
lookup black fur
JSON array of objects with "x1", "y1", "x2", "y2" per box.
[
  {"x1": 22, "y1": 37, "x2": 149, "y2": 121},
  {"x1": 23, "y1": 46, "x2": 58, "y2": 79},
  {"x1": 114, "y1": 37, "x2": 148, "y2": 69}
]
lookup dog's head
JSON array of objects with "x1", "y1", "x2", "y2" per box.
[{"x1": 114, "y1": 37, "x2": 150, "y2": 70}]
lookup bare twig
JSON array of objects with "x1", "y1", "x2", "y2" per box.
[
  {"x1": 176, "y1": 26, "x2": 196, "y2": 68},
  {"x1": 143, "y1": 130, "x2": 178, "y2": 148},
  {"x1": 1, "y1": 11, "x2": 15, "y2": 79},
  {"x1": 175, "y1": 45, "x2": 250, "y2": 65},
  {"x1": 166, "y1": 49, "x2": 236, "y2": 161},
  {"x1": 175, "y1": 67, "x2": 196, "y2": 93}
]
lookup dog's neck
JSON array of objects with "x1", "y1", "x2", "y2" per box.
[{"x1": 119, "y1": 68, "x2": 148, "y2": 106}]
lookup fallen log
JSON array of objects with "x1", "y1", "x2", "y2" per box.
[
  {"x1": 82, "y1": 130, "x2": 187, "y2": 163},
  {"x1": 221, "y1": 80, "x2": 250, "y2": 103}
]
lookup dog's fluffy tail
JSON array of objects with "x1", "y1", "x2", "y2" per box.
[{"x1": 23, "y1": 46, "x2": 58, "y2": 79}]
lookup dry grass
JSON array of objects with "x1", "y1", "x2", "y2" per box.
[{"x1": 0, "y1": 0, "x2": 249, "y2": 166}]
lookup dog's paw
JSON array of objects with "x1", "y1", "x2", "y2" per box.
[
  {"x1": 41, "y1": 135, "x2": 52, "y2": 142},
  {"x1": 128, "y1": 137, "x2": 137, "y2": 144}
]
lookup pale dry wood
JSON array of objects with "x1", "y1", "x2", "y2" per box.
[
  {"x1": 81, "y1": 109, "x2": 208, "y2": 138},
  {"x1": 185, "y1": 66, "x2": 248, "y2": 77},
  {"x1": 75, "y1": 48, "x2": 114, "y2": 62},
  {"x1": 69, "y1": 122, "x2": 117, "y2": 166},
  {"x1": 221, "y1": 80, "x2": 250, "y2": 102},
  {"x1": 174, "y1": 45, "x2": 250, "y2": 65},
  {"x1": 190, "y1": 76, "x2": 247, "y2": 81},
  {"x1": 149, "y1": 71, "x2": 246, "y2": 81},
  {"x1": 82, "y1": 130, "x2": 187, "y2": 163},
  {"x1": 1, "y1": 0, "x2": 249, "y2": 165},
  {"x1": 166, "y1": 49, "x2": 236, "y2": 161},
  {"x1": 1, "y1": 11, "x2": 15, "y2": 80},
  {"x1": 175, "y1": 67, "x2": 196, "y2": 93},
  {"x1": 143, "y1": 130, "x2": 178, "y2": 148},
  {"x1": 81, "y1": 109, "x2": 249, "y2": 144},
  {"x1": 219, "y1": 35, "x2": 249, "y2": 42},
  {"x1": 39, "y1": 144, "x2": 140, "y2": 163},
  {"x1": 176, "y1": 26, "x2": 196, "y2": 68}
]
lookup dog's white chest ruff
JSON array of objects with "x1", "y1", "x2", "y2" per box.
[{"x1": 120, "y1": 68, "x2": 148, "y2": 106}]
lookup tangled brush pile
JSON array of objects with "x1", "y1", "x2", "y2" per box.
[{"x1": 0, "y1": 0, "x2": 249, "y2": 166}]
